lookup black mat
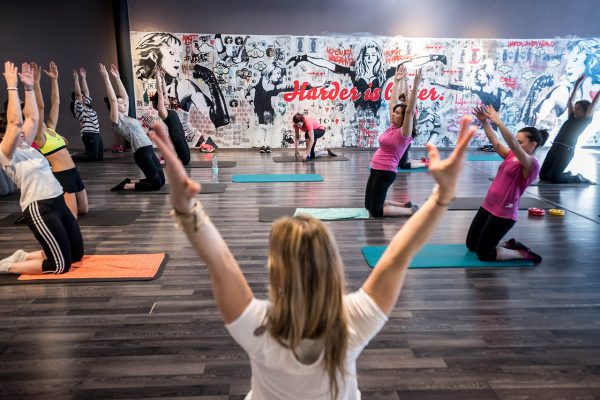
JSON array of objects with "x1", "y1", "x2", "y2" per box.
[
  {"x1": 448, "y1": 197, "x2": 554, "y2": 210},
  {"x1": 488, "y1": 177, "x2": 596, "y2": 186},
  {"x1": 0, "y1": 209, "x2": 142, "y2": 227},
  {"x1": 104, "y1": 158, "x2": 237, "y2": 168},
  {"x1": 115, "y1": 183, "x2": 227, "y2": 195},
  {"x1": 273, "y1": 156, "x2": 349, "y2": 163}
]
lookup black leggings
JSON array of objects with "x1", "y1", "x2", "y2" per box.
[
  {"x1": 398, "y1": 143, "x2": 412, "y2": 169},
  {"x1": 306, "y1": 129, "x2": 326, "y2": 159},
  {"x1": 466, "y1": 207, "x2": 516, "y2": 261},
  {"x1": 24, "y1": 195, "x2": 84, "y2": 274},
  {"x1": 133, "y1": 145, "x2": 165, "y2": 191},
  {"x1": 539, "y1": 144, "x2": 577, "y2": 183},
  {"x1": 71, "y1": 132, "x2": 104, "y2": 162},
  {"x1": 364, "y1": 168, "x2": 397, "y2": 217}
]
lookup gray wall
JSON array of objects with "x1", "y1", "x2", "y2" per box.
[
  {"x1": 0, "y1": 0, "x2": 118, "y2": 148},
  {"x1": 1, "y1": 0, "x2": 598, "y2": 147}
]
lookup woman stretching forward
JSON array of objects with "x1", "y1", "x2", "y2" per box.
[
  {"x1": 149, "y1": 110, "x2": 475, "y2": 399},
  {"x1": 469, "y1": 106, "x2": 548, "y2": 263}
]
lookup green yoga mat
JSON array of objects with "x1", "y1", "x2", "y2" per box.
[
  {"x1": 361, "y1": 244, "x2": 534, "y2": 268},
  {"x1": 232, "y1": 174, "x2": 323, "y2": 183},
  {"x1": 294, "y1": 207, "x2": 369, "y2": 220},
  {"x1": 467, "y1": 154, "x2": 503, "y2": 161}
]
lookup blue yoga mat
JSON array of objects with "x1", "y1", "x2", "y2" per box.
[
  {"x1": 466, "y1": 154, "x2": 503, "y2": 161},
  {"x1": 361, "y1": 244, "x2": 534, "y2": 268},
  {"x1": 231, "y1": 174, "x2": 323, "y2": 183}
]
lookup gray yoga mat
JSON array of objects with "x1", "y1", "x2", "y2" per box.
[
  {"x1": 259, "y1": 206, "x2": 373, "y2": 222},
  {"x1": 272, "y1": 156, "x2": 349, "y2": 163},
  {"x1": 105, "y1": 158, "x2": 237, "y2": 168},
  {"x1": 115, "y1": 183, "x2": 227, "y2": 194},
  {"x1": 448, "y1": 197, "x2": 553, "y2": 210},
  {"x1": 0, "y1": 209, "x2": 142, "y2": 227}
]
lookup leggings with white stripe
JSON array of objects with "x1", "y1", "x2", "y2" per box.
[{"x1": 24, "y1": 195, "x2": 84, "y2": 274}]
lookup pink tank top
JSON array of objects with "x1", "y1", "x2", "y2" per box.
[
  {"x1": 370, "y1": 125, "x2": 412, "y2": 172},
  {"x1": 482, "y1": 150, "x2": 540, "y2": 221}
]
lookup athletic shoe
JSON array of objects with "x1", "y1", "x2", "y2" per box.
[
  {"x1": 503, "y1": 238, "x2": 526, "y2": 251},
  {"x1": 327, "y1": 149, "x2": 338, "y2": 157},
  {"x1": 574, "y1": 174, "x2": 595, "y2": 184},
  {"x1": 518, "y1": 248, "x2": 542, "y2": 264},
  {"x1": 7, "y1": 249, "x2": 27, "y2": 263},
  {"x1": 110, "y1": 178, "x2": 131, "y2": 192},
  {"x1": 411, "y1": 203, "x2": 420, "y2": 215},
  {"x1": 420, "y1": 157, "x2": 430, "y2": 166},
  {"x1": 266, "y1": 146, "x2": 272, "y2": 153},
  {"x1": 481, "y1": 144, "x2": 495, "y2": 152},
  {"x1": 260, "y1": 146, "x2": 266, "y2": 153},
  {"x1": 403, "y1": 201, "x2": 413, "y2": 208}
]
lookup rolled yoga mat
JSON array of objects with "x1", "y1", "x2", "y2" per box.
[
  {"x1": 232, "y1": 174, "x2": 323, "y2": 183},
  {"x1": 361, "y1": 244, "x2": 534, "y2": 268}
]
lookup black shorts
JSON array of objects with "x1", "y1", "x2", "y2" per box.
[{"x1": 53, "y1": 168, "x2": 85, "y2": 193}]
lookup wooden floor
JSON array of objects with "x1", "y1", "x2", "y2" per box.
[{"x1": 1, "y1": 147, "x2": 599, "y2": 400}]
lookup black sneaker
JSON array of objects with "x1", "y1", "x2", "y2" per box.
[
  {"x1": 327, "y1": 149, "x2": 338, "y2": 157},
  {"x1": 575, "y1": 174, "x2": 594, "y2": 184},
  {"x1": 260, "y1": 146, "x2": 266, "y2": 153},
  {"x1": 111, "y1": 178, "x2": 131, "y2": 192},
  {"x1": 266, "y1": 146, "x2": 272, "y2": 153}
]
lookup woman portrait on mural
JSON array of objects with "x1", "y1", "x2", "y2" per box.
[
  {"x1": 134, "y1": 32, "x2": 229, "y2": 147},
  {"x1": 521, "y1": 39, "x2": 600, "y2": 132},
  {"x1": 287, "y1": 40, "x2": 446, "y2": 118}
]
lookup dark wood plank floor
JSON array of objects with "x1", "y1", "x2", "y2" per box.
[{"x1": 1, "y1": 147, "x2": 599, "y2": 400}]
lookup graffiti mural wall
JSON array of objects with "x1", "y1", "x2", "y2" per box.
[{"x1": 131, "y1": 32, "x2": 600, "y2": 148}]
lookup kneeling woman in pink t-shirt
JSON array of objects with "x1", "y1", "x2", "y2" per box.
[
  {"x1": 365, "y1": 66, "x2": 422, "y2": 217},
  {"x1": 468, "y1": 106, "x2": 548, "y2": 263}
]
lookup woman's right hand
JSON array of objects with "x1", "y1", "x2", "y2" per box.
[
  {"x1": 426, "y1": 116, "x2": 476, "y2": 202},
  {"x1": 31, "y1": 62, "x2": 41, "y2": 86},
  {"x1": 98, "y1": 63, "x2": 108, "y2": 78},
  {"x1": 19, "y1": 63, "x2": 34, "y2": 91},
  {"x1": 3, "y1": 61, "x2": 18, "y2": 88},
  {"x1": 472, "y1": 106, "x2": 487, "y2": 122},
  {"x1": 149, "y1": 123, "x2": 200, "y2": 214},
  {"x1": 394, "y1": 65, "x2": 407, "y2": 81},
  {"x1": 78, "y1": 67, "x2": 87, "y2": 78}
]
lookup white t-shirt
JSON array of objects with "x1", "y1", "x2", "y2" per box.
[
  {"x1": 0, "y1": 144, "x2": 63, "y2": 211},
  {"x1": 226, "y1": 289, "x2": 388, "y2": 400}
]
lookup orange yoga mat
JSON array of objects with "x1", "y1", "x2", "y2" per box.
[{"x1": 15, "y1": 253, "x2": 168, "y2": 283}]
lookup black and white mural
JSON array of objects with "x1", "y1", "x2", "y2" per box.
[{"x1": 131, "y1": 32, "x2": 600, "y2": 148}]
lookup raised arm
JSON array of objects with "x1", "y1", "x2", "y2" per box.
[
  {"x1": 148, "y1": 122, "x2": 253, "y2": 324},
  {"x1": 473, "y1": 106, "x2": 509, "y2": 158},
  {"x1": 72, "y1": 69, "x2": 82, "y2": 100},
  {"x1": 1, "y1": 62, "x2": 24, "y2": 160},
  {"x1": 484, "y1": 105, "x2": 534, "y2": 173},
  {"x1": 287, "y1": 55, "x2": 342, "y2": 73},
  {"x1": 79, "y1": 68, "x2": 90, "y2": 98},
  {"x1": 99, "y1": 63, "x2": 119, "y2": 124},
  {"x1": 43, "y1": 61, "x2": 59, "y2": 129},
  {"x1": 155, "y1": 68, "x2": 168, "y2": 120},
  {"x1": 568, "y1": 74, "x2": 585, "y2": 116},
  {"x1": 20, "y1": 63, "x2": 39, "y2": 145},
  {"x1": 31, "y1": 62, "x2": 46, "y2": 147},
  {"x1": 109, "y1": 64, "x2": 129, "y2": 114},
  {"x1": 362, "y1": 116, "x2": 476, "y2": 315},
  {"x1": 401, "y1": 68, "x2": 422, "y2": 138},
  {"x1": 388, "y1": 66, "x2": 406, "y2": 122},
  {"x1": 588, "y1": 89, "x2": 600, "y2": 117}
]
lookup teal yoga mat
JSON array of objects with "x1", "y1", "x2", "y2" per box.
[
  {"x1": 232, "y1": 174, "x2": 323, "y2": 183},
  {"x1": 466, "y1": 154, "x2": 503, "y2": 161},
  {"x1": 361, "y1": 244, "x2": 534, "y2": 268}
]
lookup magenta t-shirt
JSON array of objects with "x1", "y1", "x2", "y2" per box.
[
  {"x1": 370, "y1": 125, "x2": 412, "y2": 172},
  {"x1": 482, "y1": 150, "x2": 540, "y2": 221},
  {"x1": 293, "y1": 116, "x2": 324, "y2": 132}
]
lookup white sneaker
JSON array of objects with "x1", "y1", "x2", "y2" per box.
[{"x1": 8, "y1": 249, "x2": 27, "y2": 263}]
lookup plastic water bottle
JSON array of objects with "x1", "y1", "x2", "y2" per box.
[{"x1": 211, "y1": 155, "x2": 219, "y2": 183}]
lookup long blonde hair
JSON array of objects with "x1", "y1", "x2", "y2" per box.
[{"x1": 267, "y1": 215, "x2": 349, "y2": 398}]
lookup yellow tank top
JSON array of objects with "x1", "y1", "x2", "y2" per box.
[{"x1": 39, "y1": 128, "x2": 68, "y2": 156}]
